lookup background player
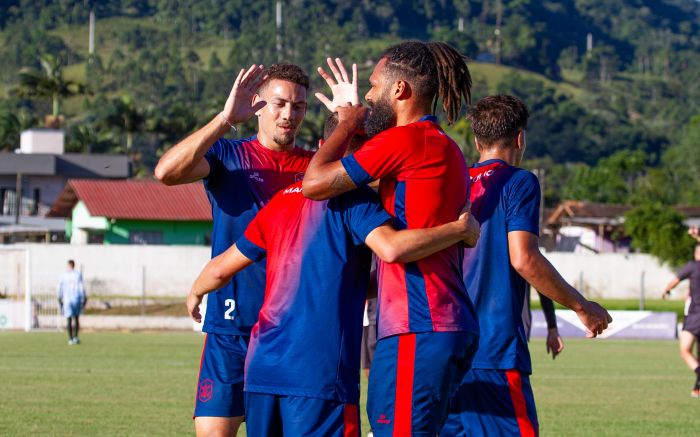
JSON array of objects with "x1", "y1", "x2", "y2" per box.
[
  {"x1": 303, "y1": 43, "x2": 478, "y2": 435},
  {"x1": 522, "y1": 289, "x2": 564, "y2": 359},
  {"x1": 441, "y1": 95, "x2": 612, "y2": 437},
  {"x1": 662, "y1": 241, "x2": 700, "y2": 397},
  {"x1": 185, "y1": 114, "x2": 481, "y2": 436},
  {"x1": 57, "y1": 259, "x2": 86, "y2": 345},
  {"x1": 155, "y1": 63, "x2": 313, "y2": 436}
]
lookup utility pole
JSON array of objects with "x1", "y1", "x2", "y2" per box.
[
  {"x1": 89, "y1": 10, "x2": 95, "y2": 55},
  {"x1": 276, "y1": 1, "x2": 283, "y2": 61}
]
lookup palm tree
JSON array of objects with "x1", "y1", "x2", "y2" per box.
[
  {"x1": 18, "y1": 54, "x2": 84, "y2": 125},
  {"x1": 100, "y1": 95, "x2": 146, "y2": 150}
]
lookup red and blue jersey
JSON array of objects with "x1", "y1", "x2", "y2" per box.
[
  {"x1": 203, "y1": 136, "x2": 313, "y2": 336},
  {"x1": 463, "y1": 159, "x2": 540, "y2": 373},
  {"x1": 236, "y1": 182, "x2": 391, "y2": 403},
  {"x1": 340, "y1": 115, "x2": 478, "y2": 340}
]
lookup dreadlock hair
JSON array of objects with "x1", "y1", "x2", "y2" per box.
[{"x1": 380, "y1": 41, "x2": 471, "y2": 125}]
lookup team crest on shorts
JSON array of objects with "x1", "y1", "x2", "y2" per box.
[
  {"x1": 295, "y1": 172, "x2": 305, "y2": 182},
  {"x1": 198, "y1": 378, "x2": 214, "y2": 402}
]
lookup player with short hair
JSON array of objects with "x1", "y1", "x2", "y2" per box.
[
  {"x1": 155, "y1": 63, "x2": 313, "y2": 436},
  {"x1": 662, "y1": 241, "x2": 700, "y2": 397},
  {"x1": 57, "y1": 259, "x2": 86, "y2": 345},
  {"x1": 185, "y1": 113, "x2": 481, "y2": 436},
  {"x1": 440, "y1": 95, "x2": 612, "y2": 437},
  {"x1": 303, "y1": 42, "x2": 478, "y2": 435}
]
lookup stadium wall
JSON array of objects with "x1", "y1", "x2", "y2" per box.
[{"x1": 0, "y1": 245, "x2": 687, "y2": 299}]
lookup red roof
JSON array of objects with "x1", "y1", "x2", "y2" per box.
[{"x1": 48, "y1": 179, "x2": 212, "y2": 221}]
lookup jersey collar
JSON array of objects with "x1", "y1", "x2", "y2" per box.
[
  {"x1": 418, "y1": 114, "x2": 438, "y2": 123},
  {"x1": 473, "y1": 158, "x2": 508, "y2": 168}
]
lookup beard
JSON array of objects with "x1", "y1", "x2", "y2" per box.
[
  {"x1": 272, "y1": 124, "x2": 298, "y2": 146},
  {"x1": 364, "y1": 94, "x2": 396, "y2": 138}
]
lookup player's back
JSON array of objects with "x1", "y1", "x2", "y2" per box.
[
  {"x1": 464, "y1": 159, "x2": 541, "y2": 373},
  {"x1": 343, "y1": 116, "x2": 477, "y2": 339},
  {"x1": 203, "y1": 136, "x2": 313, "y2": 336},
  {"x1": 238, "y1": 182, "x2": 389, "y2": 403}
]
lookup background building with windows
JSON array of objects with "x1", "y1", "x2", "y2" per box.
[{"x1": 48, "y1": 179, "x2": 212, "y2": 245}]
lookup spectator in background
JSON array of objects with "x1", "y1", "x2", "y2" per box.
[{"x1": 57, "y1": 260, "x2": 86, "y2": 345}]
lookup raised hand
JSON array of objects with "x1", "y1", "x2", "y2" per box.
[
  {"x1": 222, "y1": 64, "x2": 268, "y2": 124},
  {"x1": 315, "y1": 57, "x2": 359, "y2": 112}
]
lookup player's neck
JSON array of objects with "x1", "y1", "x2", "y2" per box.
[
  {"x1": 394, "y1": 104, "x2": 431, "y2": 127},
  {"x1": 478, "y1": 149, "x2": 517, "y2": 166},
  {"x1": 257, "y1": 130, "x2": 295, "y2": 153}
]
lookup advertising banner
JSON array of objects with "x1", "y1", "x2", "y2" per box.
[{"x1": 531, "y1": 310, "x2": 678, "y2": 339}]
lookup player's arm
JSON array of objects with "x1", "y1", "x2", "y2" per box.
[
  {"x1": 508, "y1": 230, "x2": 612, "y2": 338},
  {"x1": 538, "y1": 292, "x2": 564, "y2": 359},
  {"x1": 662, "y1": 277, "x2": 681, "y2": 299},
  {"x1": 155, "y1": 64, "x2": 267, "y2": 185},
  {"x1": 186, "y1": 244, "x2": 255, "y2": 322},
  {"x1": 365, "y1": 211, "x2": 480, "y2": 264}
]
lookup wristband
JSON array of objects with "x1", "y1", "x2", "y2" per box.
[{"x1": 218, "y1": 112, "x2": 238, "y2": 132}]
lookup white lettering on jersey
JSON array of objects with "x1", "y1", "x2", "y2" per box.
[
  {"x1": 470, "y1": 169, "x2": 495, "y2": 183},
  {"x1": 283, "y1": 186, "x2": 303, "y2": 195},
  {"x1": 249, "y1": 172, "x2": 264, "y2": 182}
]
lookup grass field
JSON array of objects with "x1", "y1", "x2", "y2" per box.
[{"x1": 0, "y1": 332, "x2": 697, "y2": 436}]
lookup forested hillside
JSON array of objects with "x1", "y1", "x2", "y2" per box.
[{"x1": 1, "y1": 0, "x2": 700, "y2": 208}]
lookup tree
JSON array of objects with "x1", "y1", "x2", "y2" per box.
[
  {"x1": 625, "y1": 203, "x2": 696, "y2": 266},
  {"x1": 98, "y1": 95, "x2": 146, "y2": 150},
  {"x1": 17, "y1": 54, "x2": 84, "y2": 122}
]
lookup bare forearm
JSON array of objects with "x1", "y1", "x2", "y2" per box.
[
  {"x1": 155, "y1": 115, "x2": 228, "y2": 185},
  {"x1": 302, "y1": 121, "x2": 356, "y2": 200},
  {"x1": 190, "y1": 246, "x2": 253, "y2": 297},
  {"x1": 369, "y1": 221, "x2": 465, "y2": 264},
  {"x1": 664, "y1": 278, "x2": 680, "y2": 293},
  {"x1": 516, "y1": 253, "x2": 586, "y2": 312}
]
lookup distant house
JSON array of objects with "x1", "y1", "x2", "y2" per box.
[
  {"x1": 544, "y1": 200, "x2": 700, "y2": 253},
  {"x1": 0, "y1": 129, "x2": 129, "y2": 243},
  {"x1": 48, "y1": 179, "x2": 212, "y2": 245}
]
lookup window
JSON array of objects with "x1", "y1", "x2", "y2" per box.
[{"x1": 129, "y1": 231, "x2": 163, "y2": 245}]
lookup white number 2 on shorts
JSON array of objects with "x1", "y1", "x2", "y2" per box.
[{"x1": 224, "y1": 299, "x2": 236, "y2": 320}]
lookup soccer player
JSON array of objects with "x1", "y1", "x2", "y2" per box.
[
  {"x1": 662, "y1": 241, "x2": 700, "y2": 397},
  {"x1": 185, "y1": 114, "x2": 481, "y2": 436},
  {"x1": 155, "y1": 63, "x2": 313, "y2": 436},
  {"x1": 57, "y1": 259, "x2": 86, "y2": 345},
  {"x1": 303, "y1": 42, "x2": 478, "y2": 435},
  {"x1": 440, "y1": 95, "x2": 613, "y2": 437}
]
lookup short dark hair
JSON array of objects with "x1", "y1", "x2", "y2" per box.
[
  {"x1": 259, "y1": 63, "x2": 309, "y2": 91},
  {"x1": 68, "y1": 260, "x2": 75, "y2": 268},
  {"x1": 323, "y1": 113, "x2": 367, "y2": 153},
  {"x1": 467, "y1": 95, "x2": 530, "y2": 147},
  {"x1": 380, "y1": 41, "x2": 471, "y2": 125}
]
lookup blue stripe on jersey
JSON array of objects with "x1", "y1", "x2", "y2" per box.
[
  {"x1": 237, "y1": 235, "x2": 266, "y2": 262},
  {"x1": 393, "y1": 181, "x2": 407, "y2": 230},
  {"x1": 405, "y1": 262, "x2": 433, "y2": 332},
  {"x1": 341, "y1": 155, "x2": 374, "y2": 186}
]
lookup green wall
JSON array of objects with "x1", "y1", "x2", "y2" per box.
[{"x1": 103, "y1": 219, "x2": 212, "y2": 245}]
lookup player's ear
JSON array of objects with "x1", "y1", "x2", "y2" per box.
[
  {"x1": 253, "y1": 94, "x2": 264, "y2": 116},
  {"x1": 318, "y1": 139, "x2": 324, "y2": 148},
  {"x1": 516, "y1": 129, "x2": 526, "y2": 150},
  {"x1": 394, "y1": 80, "x2": 411, "y2": 100}
]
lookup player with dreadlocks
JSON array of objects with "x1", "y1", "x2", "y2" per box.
[{"x1": 303, "y1": 41, "x2": 477, "y2": 435}]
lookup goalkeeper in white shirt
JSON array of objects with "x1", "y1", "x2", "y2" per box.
[{"x1": 57, "y1": 260, "x2": 86, "y2": 345}]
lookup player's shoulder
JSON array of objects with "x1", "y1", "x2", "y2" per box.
[
  {"x1": 216, "y1": 135, "x2": 256, "y2": 148},
  {"x1": 506, "y1": 166, "x2": 538, "y2": 187}
]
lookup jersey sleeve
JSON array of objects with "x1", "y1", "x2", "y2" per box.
[
  {"x1": 236, "y1": 208, "x2": 268, "y2": 262},
  {"x1": 505, "y1": 170, "x2": 541, "y2": 236},
  {"x1": 342, "y1": 187, "x2": 392, "y2": 245},
  {"x1": 340, "y1": 128, "x2": 416, "y2": 186},
  {"x1": 676, "y1": 262, "x2": 694, "y2": 281},
  {"x1": 203, "y1": 138, "x2": 229, "y2": 185}
]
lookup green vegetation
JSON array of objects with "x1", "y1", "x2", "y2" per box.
[
  {"x1": 1, "y1": 1, "x2": 699, "y2": 245},
  {"x1": 0, "y1": 332, "x2": 697, "y2": 436}
]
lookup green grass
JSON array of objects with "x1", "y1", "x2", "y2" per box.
[{"x1": 0, "y1": 332, "x2": 697, "y2": 436}]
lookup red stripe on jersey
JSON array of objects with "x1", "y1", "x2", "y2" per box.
[
  {"x1": 343, "y1": 403, "x2": 359, "y2": 437},
  {"x1": 193, "y1": 334, "x2": 208, "y2": 418},
  {"x1": 506, "y1": 370, "x2": 537, "y2": 437},
  {"x1": 393, "y1": 333, "x2": 416, "y2": 434}
]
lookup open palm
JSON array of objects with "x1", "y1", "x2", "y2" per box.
[
  {"x1": 315, "y1": 58, "x2": 359, "y2": 112},
  {"x1": 222, "y1": 64, "x2": 268, "y2": 124}
]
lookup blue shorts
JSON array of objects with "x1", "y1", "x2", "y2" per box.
[
  {"x1": 193, "y1": 333, "x2": 249, "y2": 418},
  {"x1": 62, "y1": 302, "x2": 82, "y2": 318},
  {"x1": 367, "y1": 331, "x2": 478, "y2": 436},
  {"x1": 441, "y1": 369, "x2": 539, "y2": 437},
  {"x1": 245, "y1": 392, "x2": 360, "y2": 437}
]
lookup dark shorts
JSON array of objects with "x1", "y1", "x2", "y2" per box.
[
  {"x1": 441, "y1": 369, "x2": 539, "y2": 437},
  {"x1": 361, "y1": 323, "x2": 377, "y2": 370},
  {"x1": 245, "y1": 392, "x2": 360, "y2": 437},
  {"x1": 682, "y1": 312, "x2": 700, "y2": 337},
  {"x1": 367, "y1": 331, "x2": 478, "y2": 436},
  {"x1": 193, "y1": 333, "x2": 249, "y2": 418}
]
